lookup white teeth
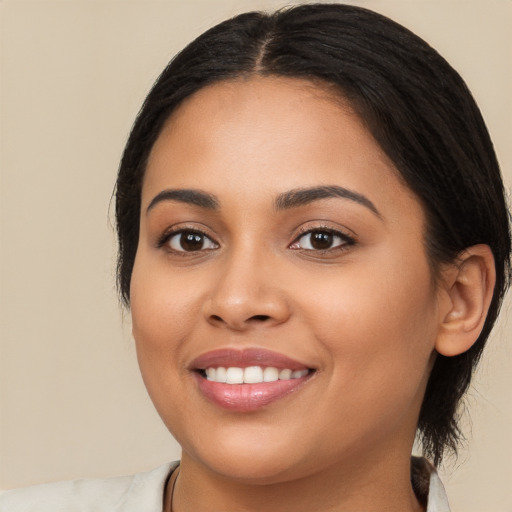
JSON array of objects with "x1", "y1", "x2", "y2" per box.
[
  {"x1": 279, "y1": 369, "x2": 292, "y2": 380},
  {"x1": 225, "y1": 367, "x2": 244, "y2": 384},
  {"x1": 204, "y1": 366, "x2": 309, "y2": 384},
  {"x1": 243, "y1": 366, "x2": 264, "y2": 383},
  {"x1": 263, "y1": 367, "x2": 279, "y2": 382},
  {"x1": 216, "y1": 367, "x2": 227, "y2": 383}
]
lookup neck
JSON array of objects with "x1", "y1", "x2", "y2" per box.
[{"x1": 166, "y1": 450, "x2": 425, "y2": 512}]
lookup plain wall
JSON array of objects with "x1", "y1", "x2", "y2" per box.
[{"x1": 1, "y1": 1, "x2": 511, "y2": 510}]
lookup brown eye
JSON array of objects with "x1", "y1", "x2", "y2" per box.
[
  {"x1": 309, "y1": 232, "x2": 334, "y2": 250},
  {"x1": 168, "y1": 230, "x2": 218, "y2": 252},
  {"x1": 291, "y1": 229, "x2": 352, "y2": 251}
]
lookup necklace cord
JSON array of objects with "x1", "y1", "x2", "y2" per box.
[{"x1": 167, "y1": 466, "x2": 180, "y2": 512}]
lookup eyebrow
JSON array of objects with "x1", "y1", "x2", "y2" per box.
[
  {"x1": 146, "y1": 185, "x2": 381, "y2": 218},
  {"x1": 274, "y1": 185, "x2": 381, "y2": 217},
  {"x1": 146, "y1": 189, "x2": 220, "y2": 214}
]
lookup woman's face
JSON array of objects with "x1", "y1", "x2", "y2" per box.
[{"x1": 131, "y1": 77, "x2": 444, "y2": 483}]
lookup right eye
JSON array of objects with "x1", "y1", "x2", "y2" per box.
[{"x1": 166, "y1": 230, "x2": 218, "y2": 252}]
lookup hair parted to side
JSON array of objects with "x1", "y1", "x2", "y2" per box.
[{"x1": 115, "y1": 4, "x2": 511, "y2": 465}]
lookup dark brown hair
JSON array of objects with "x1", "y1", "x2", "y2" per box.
[{"x1": 115, "y1": 4, "x2": 511, "y2": 465}]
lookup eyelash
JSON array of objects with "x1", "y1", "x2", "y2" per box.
[
  {"x1": 157, "y1": 227, "x2": 219, "y2": 254},
  {"x1": 289, "y1": 227, "x2": 356, "y2": 253},
  {"x1": 156, "y1": 226, "x2": 356, "y2": 255}
]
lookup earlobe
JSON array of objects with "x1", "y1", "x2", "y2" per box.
[{"x1": 435, "y1": 244, "x2": 496, "y2": 357}]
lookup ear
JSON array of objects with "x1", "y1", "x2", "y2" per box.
[{"x1": 435, "y1": 244, "x2": 496, "y2": 357}]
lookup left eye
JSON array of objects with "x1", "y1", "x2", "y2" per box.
[
  {"x1": 167, "y1": 230, "x2": 218, "y2": 252},
  {"x1": 291, "y1": 230, "x2": 351, "y2": 251}
]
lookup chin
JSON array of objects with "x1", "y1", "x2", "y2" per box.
[
  {"x1": 178, "y1": 424, "x2": 313, "y2": 484},
  {"x1": 200, "y1": 453, "x2": 309, "y2": 485}
]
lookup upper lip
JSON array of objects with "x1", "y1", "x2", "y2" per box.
[{"x1": 190, "y1": 348, "x2": 313, "y2": 371}]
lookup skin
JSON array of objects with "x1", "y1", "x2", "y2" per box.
[{"x1": 130, "y1": 76, "x2": 455, "y2": 512}]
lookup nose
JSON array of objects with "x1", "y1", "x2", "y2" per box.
[{"x1": 202, "y1": 249, "x2": 291, "y2": 331}]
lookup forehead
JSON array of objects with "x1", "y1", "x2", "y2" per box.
[{"x1": 143, "y1": 76, "x2": 421, "y2": 222}]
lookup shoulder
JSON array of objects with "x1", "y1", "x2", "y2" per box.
[
  {"x1": 0, "y1": 462, "x2": 177, "y2": 512},
  {"x1": 411, "y1": 456, "x2": 451, "y2": 512},
  {"x1": 427, "y1": 470, "x2": 451, "y2": 512}
]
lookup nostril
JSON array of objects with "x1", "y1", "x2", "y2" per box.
[
  {"x1": 207, "y1": 313, "x2": 270, "y2": 328},
  {"x1": 249, "y1": 315, "x2": 271, "y2": 322}
]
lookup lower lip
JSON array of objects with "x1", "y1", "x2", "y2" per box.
[{"x1": 194, "y1": 373, "x2": 312, "y2": 412}]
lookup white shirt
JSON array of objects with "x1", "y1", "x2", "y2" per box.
[{"x1": 0, "y1": 460, "x2": 450, "y2": 511}]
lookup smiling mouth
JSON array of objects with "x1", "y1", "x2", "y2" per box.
[
  {"x1": 199, "y1": 366, "x2": 312, "y2": 384},
  {"x1": 191, "y1": 348, "x2": 316, "y2": 411}
]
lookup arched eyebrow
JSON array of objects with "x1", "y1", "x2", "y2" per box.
[
  {"x1": 146, "y1": 189, "x2": 219, "y2": 214},
  {"x1": 146, "y1": 185, "x2": 381, "y2": 218},
  {"x1": 274, "y1": 185, "x2": 381, "y2": 217}
]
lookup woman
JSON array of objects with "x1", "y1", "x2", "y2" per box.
[{"x1": 1, "y1": 4, "x2": 509, "y2": 511}]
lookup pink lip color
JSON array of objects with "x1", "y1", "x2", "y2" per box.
[
  {"x1": 195, "y1": 373, "x2": 311, "y2": 412},
  {"x1": 190, "y1": 348, "x2": 314, "y2": 412},
  {"x1": 190, "y1": 348, "x2": 310, "y2": 371}
]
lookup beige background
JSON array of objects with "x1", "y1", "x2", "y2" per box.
[{"x1": 0, "y1": 0, "x2": 511, "y2": 510}]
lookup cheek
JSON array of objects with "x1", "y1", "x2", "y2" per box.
[
  {"x1": 300, "y1": 249, "x2": 438, "y2": 402},
  {"x1": 131, "y1": 253, "x2": 202, "y2": 345},
  {"x1": 129, "y1": 254, "x2": 201, "y2": 395},
  {"x1": 129, "y1": 256, "x2": 204, "y2": 439}
]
